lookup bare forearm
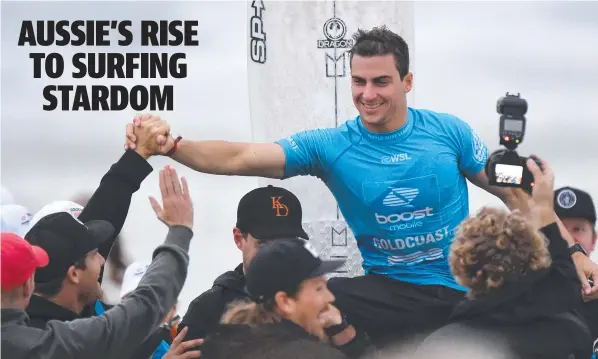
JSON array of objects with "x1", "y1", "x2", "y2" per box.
[
  {"x1": 171, "y1": 139, "x2": 245, "y2": 175},
  {"x1": 171, "y1": 139, "x2": 285, "y2": 178}
]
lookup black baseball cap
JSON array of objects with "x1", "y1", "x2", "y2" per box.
[
  {"x1": 554, "y1": 187, "x2": 596, "y2": 226},
  {"x1": 245, "y1": 237, "x2": 344, "y2": 303},
  {"x1": 24, "y1": 212, "x2": 114, "y2": 284},
  {"x1": 236, "y1": 185, "x2": 309, "y2": 241}
]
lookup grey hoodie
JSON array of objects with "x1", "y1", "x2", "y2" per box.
[{"x1": 1, "y1": 225, "x2": 193, "y2": 359}]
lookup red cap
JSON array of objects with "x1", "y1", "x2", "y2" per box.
[{"x1": 1, "y1": 232, "x2": 49, "y2": 291}]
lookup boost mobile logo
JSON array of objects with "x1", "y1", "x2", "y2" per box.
[
  {"x1": 249, "y1": 0, "x2": 266, "y2": 64},
  {"x1": 317, "y1": 17, "x2": 353, "y2": 78}
]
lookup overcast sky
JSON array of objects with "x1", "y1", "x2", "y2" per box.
[{"x1": 2, "y1": 1, "x2": 597, "y2": 309}]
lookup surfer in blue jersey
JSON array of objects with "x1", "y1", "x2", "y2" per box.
[{"x1": 125, "y1": 26, "x2": 598, "y2": 349}]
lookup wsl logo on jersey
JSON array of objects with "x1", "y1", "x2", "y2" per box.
[{"x1": 381, "y1": 153, "x2": 412, "y2": 164}]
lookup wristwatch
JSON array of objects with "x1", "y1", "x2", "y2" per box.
[
  {"x1": 568, "y1": 242, "x2": 588, "y2": 257},
  {"x1": 324, "y1": 318, "x2": 349, "y2": 338}
]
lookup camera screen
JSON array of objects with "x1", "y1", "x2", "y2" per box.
[
  {"x1": 504, "y1": 119, "x2": 523, "y2": 131},
  {"x1": 495, "y1": 164, "x2": 523, "y2": 185}
]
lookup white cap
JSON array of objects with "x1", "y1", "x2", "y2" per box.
[
  {"x1": 120, "y1": 261, "x2": 150, "y2": 298},
  {"x1": 27, "y1": 200, "x2": 84, "y2": 234},
  {"x1": 1, "y1": 186, "x2": 15, "y2": 205},
  {"x1": 1, "y1": 204, "x2": 33, "y2": 237}
]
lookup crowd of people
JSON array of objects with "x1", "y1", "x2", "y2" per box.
[{"x1": 2, "y1": 25, "x2": 597, "y2": 359}]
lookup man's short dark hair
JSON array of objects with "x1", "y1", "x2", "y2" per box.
[
  {"x1": 350, "y1": 25, "x2": 410, "y2": 79},
  {"x1": 34, "y1": 256, "x2": 87, "y2": 297}
]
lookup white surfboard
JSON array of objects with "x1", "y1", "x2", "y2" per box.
[{"x1": 247, "y1": 0, "x2": 415, "y2": 276}]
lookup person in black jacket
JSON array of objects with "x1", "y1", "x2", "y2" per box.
[
  {"x1": 200, "y1": 237, "x2": 373, "y2": 359},
  {"x1": 178, "y1": 185, "x2": 309, "y2": 341},
  {"x1": 22, "y1": 147, "x2": 153, "y2": 329},
  {"x1": 415, "y1": 157, "x2": 593, "y2": 359}
]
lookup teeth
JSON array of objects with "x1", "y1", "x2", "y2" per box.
[{"x1": 362, "y1": 102, "x2": 382, "y2": 109}]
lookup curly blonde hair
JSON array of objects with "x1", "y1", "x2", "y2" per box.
[{"x1": 449, "y1": 207, "x2": 551, "y2": 298}]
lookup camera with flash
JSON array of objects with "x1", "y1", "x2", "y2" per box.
[{"x1": 485, "y1": 92, "x2": 541, "y2": 194}]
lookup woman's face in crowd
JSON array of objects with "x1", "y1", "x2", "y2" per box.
[{"x1": 276, "y1": 276, "x2": 336, "y2": 340}]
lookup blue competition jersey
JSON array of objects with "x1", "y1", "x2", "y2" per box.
[{"x1": 276, "y1": 107, "x2": 489, "y2": 290}]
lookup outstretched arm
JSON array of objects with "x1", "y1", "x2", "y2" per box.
[
  {"x1": 125, "y1": 114, "x2": 286, "y2": 179},
  {"x1": 124, "y1": 113, "x2": 334, "y2": 181},
  {"x1": 172, "y1": 139, "x2": 286, "y2": 179}
]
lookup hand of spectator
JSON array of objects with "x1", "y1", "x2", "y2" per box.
[
  {"x1": 149, "y1": 166, "x2": 194, "y2": 230},
  {"x1": 125, "y1": 113, "x2": 173, "y2": 157},
  {"x1": 525, "y1": 156, "x2": 554, "y2": 210},
  {"x1": 501, "y1": 156, "x2": 554, "y2": 227},
  {"x1": 318, "y1": 304, "x2": 343, "y2": 328},
  {"x1": 162, "y1": 327, "x2": 203, "y2": 359},
  {"x1": 577, "y1": 257, "x2": 598, "y2": 301},
  {"x1": 524, "y1": 156, "x2": 556, "y2": 227}
]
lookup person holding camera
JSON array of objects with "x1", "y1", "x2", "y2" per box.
[
  {"x1": 415, "y1": 156, "x2": 593, "y2": 359},
  {"x1": 486, "y1": 93, "x2": 598, "y2": 305}
]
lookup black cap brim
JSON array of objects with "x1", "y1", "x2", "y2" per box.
[
  {"x1": 85, "y1": 220, "x2": 115, "y2": 249},
  {"x1": 309, "y1": 259, "x2": 345, "y2": 278}
]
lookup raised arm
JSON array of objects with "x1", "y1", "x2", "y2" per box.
[
  {"x1": 125, "y1": 114, "x2": 286, "y2": 179},
  {"x1": 125, "y1": 113, "x2": 336, "y2": 181},
  {"x1": 77, "y1": 150, "x2": 153, "y2": 284}
]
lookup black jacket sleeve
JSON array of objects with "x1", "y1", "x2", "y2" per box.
[
  {"x1": 335, "y1": 328, "x2": 376, "y2": 358},
  {"x1": 540, "y1": 222, "x2": 579, "y2": 284},
  {"x1": 77, "y1": 150, "x2": 153, "y2": 284},
  {"x1": 179, "y1": 289, "x2": 228, "y2": 341}
]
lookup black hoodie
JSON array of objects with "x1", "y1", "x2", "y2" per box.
[
  {"x1": 178, "y1": 263, "x2": 250, "y2": 340},
  {"x1": 417, "y1": 222, "x2": 593, "y2": 359}
]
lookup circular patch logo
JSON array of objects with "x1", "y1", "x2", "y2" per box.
[
  {"x1": 557, "y1": 189, "x2": 577, "y2": 209},
  {"x1": 323, "y1": 18, "x2": 347, "y2": 41}
]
